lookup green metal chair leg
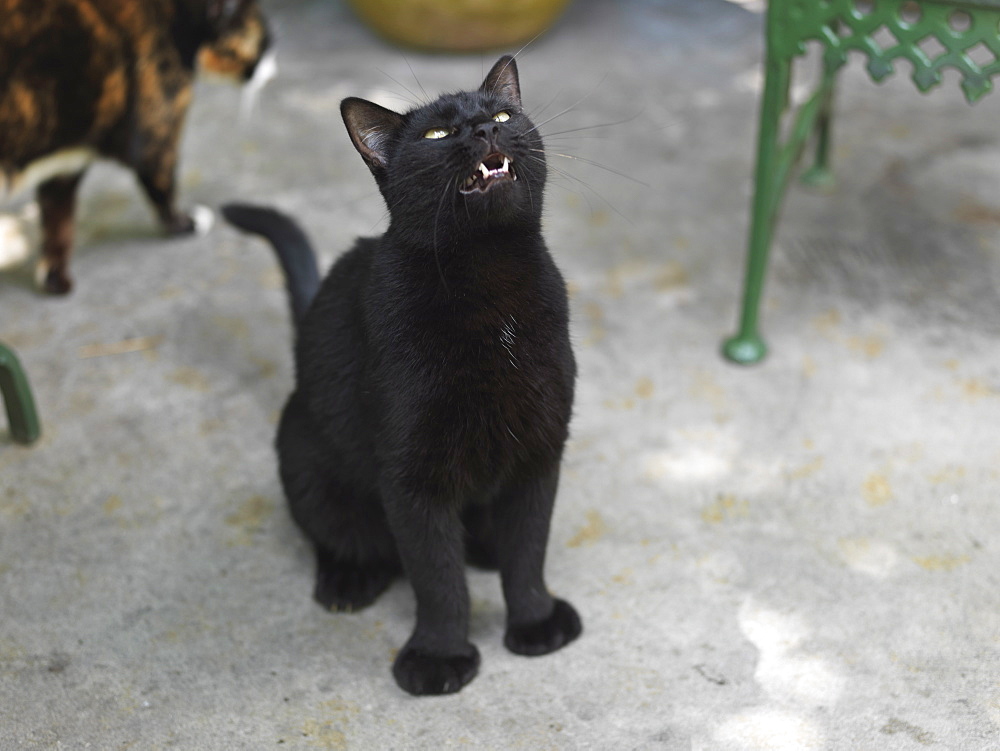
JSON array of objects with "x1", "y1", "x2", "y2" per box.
[
  {"x1": 800, "y1": 69, "x2": 837, "y2": 189},
  {"x1": 723, "y1": 60, "x2": 791, "y2": 365},
  {"x1": 0, "y1": 342, "x2": 42, "y2": 445}
]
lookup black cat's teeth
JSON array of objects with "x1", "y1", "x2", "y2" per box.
[{"x1": 460, "y1": 152, "x2": 516, "y2": 193}]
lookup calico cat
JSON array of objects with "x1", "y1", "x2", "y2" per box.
[
  {"x1": 0, "y1": 0, "x2": 273, "y2": 294},
  {"x1": 222, "y1": 56, "x2": 582, "y2": 696}
]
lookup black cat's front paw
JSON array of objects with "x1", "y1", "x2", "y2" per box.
[
  {"x1": 504, "y1": 598, "x2": 582, "y2": 656},
  {"x1": 313, "y1": 559, "x2": 397, "y2": 613},
  {"x1": 392, "y1": 643, "x2": 480, "y2": 696}
]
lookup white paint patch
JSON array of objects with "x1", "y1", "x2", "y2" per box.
[
  {"x1": 715, "y1": 708, "x2": 824, "y2": 750},
  {"x1": 739, "y1": 598, "x2": 845, "y2": 706},
  {"x1": 190, "y1": 205, "x2": 215, "y2": 235},
  {"x1": 1, "y1": 147, "x2": 95, "y2": 203},
  {"x1": 239, "y1": 49, "x2": 278, "y2": 121},
  {"x1": 838, "y1": 538, "x2": 901, "y2": 579}
]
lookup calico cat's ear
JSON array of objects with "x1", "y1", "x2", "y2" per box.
[
  {"x1": 207, "y1": 0, "x2": 243, "y2": 24},
  {"x1": 480, "y1": 56, "x2": 522, "y2": 108},
  {"x1": 341, "y1": 98, "x2": 405, "y2": 172}
]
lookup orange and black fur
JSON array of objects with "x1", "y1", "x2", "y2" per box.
[{"x1": 0, "y1": 0, "x2": 271, "y2": 293}]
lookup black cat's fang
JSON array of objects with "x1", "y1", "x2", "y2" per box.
[{"x1": 460, "y1": 152, "x2": 516, "y2": 194}]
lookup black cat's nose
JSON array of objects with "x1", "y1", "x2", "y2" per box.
[{"x1": 474, "y1": 123, "x2": 500, "y2": 141}]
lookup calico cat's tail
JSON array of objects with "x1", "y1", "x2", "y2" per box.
[{"x1": 221, "y1": 203, "x2": 320, "y2": 326}]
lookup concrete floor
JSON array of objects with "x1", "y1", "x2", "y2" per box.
[{"x1": 3, "y1": 0, "x2": 1000, "y2": 748}]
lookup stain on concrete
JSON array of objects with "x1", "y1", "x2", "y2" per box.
[
  {"x1": 103, "y1": 495, "x2": 122, "y2": 515},
  {"x1": 787, "y1": 456, "x2": 824, "y2": 480},
  {"x1": 299, "y1": 718, "x2": 347, "y2": 750},
  {"x1": 611, "y1": 567, "x2": 633, "y2": 585},
  {"x1": 702, "y1": 494, "x2": 749, "y2": 524},
  {"x1": 567, "y1": 510, "x2": 607, "y2": 548},
  {"x1": 689, "y1": 369, "x2": 728, "y2": 414},
  {"x1": 167, "y1": 367, "x2": 211, "y2": 393},
  {"x1": 928, "y1": 465, "x2": 966, "y2": 484},
  {"x1": 225, "y1": 495, "x2": 275, "y2": 546},
  {"x1": 635, "y1": 377, "x2": 654, "y2": 399},
  {"x1": 913, "y1": 554, "x2": 971, "y2": 572},
  {"x1": 959, "y1": 377, "x2": 998, "y2": 400},
  {"x1": 78, "y1": 336, "x2": 162, "y2": 359},
  {"x1": 653, "y1": 260, "x2": 688, "y2": 293},
  {"x1": 881, "y1": 717, "x2": 935, "y2": 745},
  {"x1": 212, "y1": 315, "x2": 250, "y2": 341},
  {"x1": 581, "y1": 301, "x2": 606, "y2": 347},
  {"x1": 953, "y1": 199, "x2": 1000, "y2": 226},
  {"x1": 846, "y1": 334, "x2": 885, "y2": 359},
  {"x1": 862, "y1": 473, "x2": 893, "y2": 507}
]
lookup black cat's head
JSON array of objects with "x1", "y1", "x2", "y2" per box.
[{"x1": 341, "y1": 56, "x2": 546, "y2": 239}]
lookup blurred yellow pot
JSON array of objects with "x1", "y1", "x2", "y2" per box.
[{"x1": 347, "y1": 0, "x2": 572, "y2": 52}]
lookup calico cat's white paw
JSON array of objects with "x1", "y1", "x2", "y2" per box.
[
  {"x1": 0, "y1": 216, "x2": 31, "y2": 270},
  {"x1": 190, "y1": 205, "x2": 215, "y2": 235}
]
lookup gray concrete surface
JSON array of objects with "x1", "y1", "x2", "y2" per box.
[{"x1": 3, "y1": 0, "x2": 1000, "y2": 748}]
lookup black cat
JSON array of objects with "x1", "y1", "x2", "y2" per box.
[{"x1": 222, "y1": 56, "x2": 581, "y2": 696}]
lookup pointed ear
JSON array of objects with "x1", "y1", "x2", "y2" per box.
[
  {"x1": 480, "y1": 55, "x2": 521, "y2": 108},
  {"x1": 341, "y1": 97, "x2": 404, "y2": 172},
  {"x1": 207, "y1": 0, "x2": 242, "y2": 25}
]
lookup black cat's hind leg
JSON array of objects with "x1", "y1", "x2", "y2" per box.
[
  {"x1": 35, "y1": 171, "x2": 85, "y2": 295},
  {"x1": 494, "y1": 466, "x2": 582, "y2": 656},
  {"x1": 278, "y1": 392, "x2": 401, "y2": 613},
  {"x1": 313, "y1": 545, "x2": 399, "y2": 613}
]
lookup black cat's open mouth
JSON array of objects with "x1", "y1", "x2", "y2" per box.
[{"x1": 460, "y1": 152, "x2": 516, "y2": 194}]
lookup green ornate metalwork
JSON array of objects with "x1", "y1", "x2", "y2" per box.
[
  {"x1": 0, "y1": 342, "x2": 41, "y2": 445},
  {"x1": 723, "y1": 0, "x2": 1000, "y2": 364}
]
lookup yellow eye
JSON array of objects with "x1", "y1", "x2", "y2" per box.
[
  {"x1": 493, "y1": 111, "x2": 511, "y2": 123},
  {"x1": 423, "y1": 127, "x2": 451, "y2": 139}
]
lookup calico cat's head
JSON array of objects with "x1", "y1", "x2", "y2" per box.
[
  {"x1": 196, "y1": 0, "x2": 272, "y2": 82},
  {"x1": 341, "y1": 56, "x2": 545, "y2": 238}
]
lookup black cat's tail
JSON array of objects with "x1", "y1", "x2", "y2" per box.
[{"x1": 221, "y1": 203, "x2": 320, "y2": 326}]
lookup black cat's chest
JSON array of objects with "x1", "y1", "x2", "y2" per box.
[{"x1": 369, "y1": 260, "x2": 574, "y2": 496}]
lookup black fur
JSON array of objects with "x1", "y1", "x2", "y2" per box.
[{"x1": 223, "y1": 56, "x2": 581, "y2": 696}]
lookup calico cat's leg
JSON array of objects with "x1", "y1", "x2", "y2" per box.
[
  {"x1": 493, "y1": 465, "x2": 582, "y2": 656},
  {"x1": 135, "y1": 139, "x2": 210, "y2": 237},
  {"x1": 382, "y1": 489, "x2": 480, "y2": 695},
  {"x1": 277, "y1": 392, "x2": 401, "y2": 611},
  {"x1": 35, "y1": 171, "x2": 85, "y2": 295}
]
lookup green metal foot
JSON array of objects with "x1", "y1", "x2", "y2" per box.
[
  {"x1": 722, "y1": 334, "x2": 768, "y2": 365},
  {"x1": 0, "y1": 343, "x2": 42, "y2": 445},
  {"x1": 800, "y1": 166, "x2": 835, "y2": 190}
]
